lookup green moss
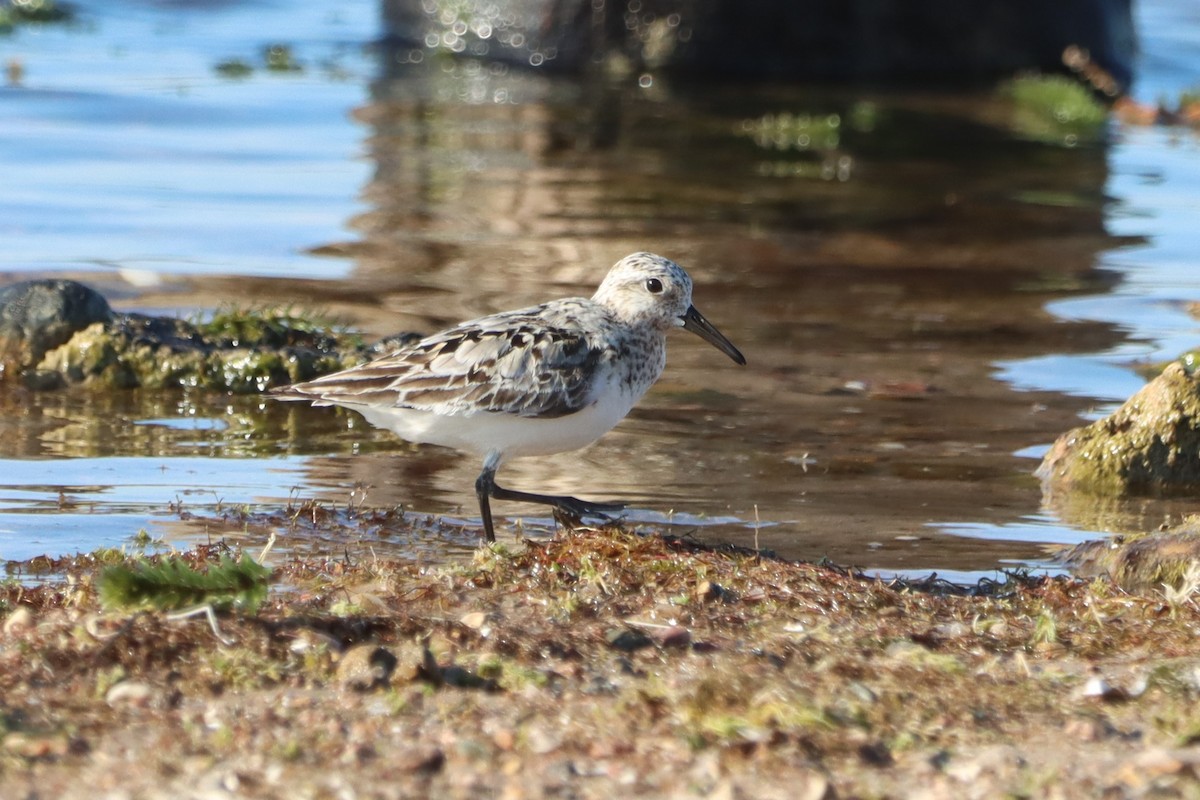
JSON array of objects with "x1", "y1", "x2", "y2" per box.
[
  {"x1": 1003, "y1": 74, "x2": 1108, "y2": 146},
  {"x1": 28, "y1": 305, "x2": 366, "y2": 393},
  {"x1": 197, "y1": 306, "x2": 343, "y2": 350},
  {"x1": 98, "y1": 553, "x2": 270, "y2": 613},
  {"x1": 214, "y1": 58, "x2": 253, "y2": 79},
  {"x1": 263, "y1": 43, "x2": 302, "y2": 73}
]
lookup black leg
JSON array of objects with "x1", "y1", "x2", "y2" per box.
[
  {"x1": 490, "y1": 484, "x2": 626, "y2": 518},
  {"x1": 475, "y1": 466, "x2": 498, "y2": 543},
  {"x1": 473, "y1": 463, "x2": 625, "y2": 543}
]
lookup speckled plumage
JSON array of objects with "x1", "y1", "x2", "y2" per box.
[{"x1": 273, "y1": 252, "x2": 745, "y2": 542}]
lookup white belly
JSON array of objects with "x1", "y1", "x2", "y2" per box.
[{"x1": 348, "y1": 389, "x2": 638, "y2": 464}]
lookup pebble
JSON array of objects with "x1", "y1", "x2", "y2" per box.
[
  {"x1": 605, "y1": 627, "x2": 653, "y2": 652},
  {"x1": 794, "y1": 771, "x2": 836, "y2": 800},
  {"x1": 1063, "y1": 717, "x2": 1106, "y2": 741},
  {"x1": 105, "y1": 681, "x2": 155, "y2": 708},
  {"x1": 652, "y1": 626, "x2": 692, "y2": 648},
  {"x1": 1081, "y1": 675, "x2": 1127, "y2": 701},
  {"x1": 933, "y1": 622, "x2": 968, "y2": 639},
  {"x1": 459, "y1": 611, "x2": 492, "y2": 637},
  {"x1": 3, "y1": 606, "x2": 34, "y2": 636},
  {"x1": 1113, "y1": 747, "x2": 1200, "y2": 789},
  {"x1": 3, "y1": 732, "x2": 69, "y2": 759},
  {"x1": 336, "y1": 644, "x2": 398, "y2": 692},
  {"x1": 394, "y1": 746, "x2": 446, "y2": 774},
  {"x1": 288, "y1": 628, "x2": 340, "y2": 655}
]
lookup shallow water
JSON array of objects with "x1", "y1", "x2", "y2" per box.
[{"x1": 2, "y1": 0, "x2": 1200, "y2": 579}]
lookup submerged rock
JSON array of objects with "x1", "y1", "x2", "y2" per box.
[
  {"x1": 0, "y1": 279, "x2": 377, "y2": 393},
  {"x1": 1037, "y1": 362, "x2": 1200, "y2": 496},
  {"x1": 1059, "y1": 517, "x2": 1200, "y2": 593}
]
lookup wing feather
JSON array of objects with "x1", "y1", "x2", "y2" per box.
[{"x1": 273, "y1": 303, "x2": 613, "y2": 419}]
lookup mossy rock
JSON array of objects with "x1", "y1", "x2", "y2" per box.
[
  {"x1": 1059, "y1": 517, "x2": 1200, "y2": 592},
  {"x1": 4, "y1": 280, "x2": 378, "y2": 393},
  {"x1": 0, "y1": 280, "x2": 112, "y2": 375},
  {"x1": 1037, "y1": 361, "x2": 1200, "y2": 496}
]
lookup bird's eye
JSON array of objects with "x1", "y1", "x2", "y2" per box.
[{"x1": 645, "y1": 278, "x2": 664, "y2": 294}]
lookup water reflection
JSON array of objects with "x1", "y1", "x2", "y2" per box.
[
  {"x1": 244, "y1": 55, "x2": 1167, "y2": 572},
  {"x1": 3, "y1": 3, "x2": 1199, "y2": 577}
]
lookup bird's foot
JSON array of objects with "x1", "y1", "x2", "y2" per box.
[{"x1": 551, "y1": 496, "x2": 627, "y2": 529}]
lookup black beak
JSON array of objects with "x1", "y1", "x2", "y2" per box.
[{"x1": 681, "y1": 305, "x2": 746, "y2": 365}]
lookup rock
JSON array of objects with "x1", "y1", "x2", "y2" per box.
[
  {"x1": 3, "y1": 606, "x2": 34, "y2": 636},
  {"x1": 0, "y1": 281, "x2": 367, "y2": 392},
  {"x1": 1059, "y1": 520, "x2": 1200, "y2": 592},
  {"x1": 0, "y1": 279, "x2": 111, "y2": 374},
  {"x1": 650, "y1": 625, "x2": 692, "y2": 648},
  {"x1": 105, "y1": 681, "x2": 156, "y2": 708},
  {"x1": 792, "y1": 772, "x2": 836, "y2": 800},
  {"x1": 394, "y1": 745, "x2": 445, "y2": 774},
  {"x1": 1080, "y1": 675, "x2": 1127, "y2": 701},
  {"x1": 3, "y1": 731, "x2": 70, "y2": 759},
  {"x1": 1038, "y1": 362, "x2": 1200, "y2": 496},
  {"x1": 459, "y1": 611, "x2": 491, "y2": 635},
  {"x1": 1112, "y1": 747, "x2": 1200, "y2": 790},
  {"x1": 336, "y1": 644, "x2": 398, "y2": 691},
  {"x1": 1064, "y1": 717, "x2": 1108, "y2": 741},
  {"x1": 289, "y1": 628, "x2": 341, "y2": 655},
  {"x1": 605, "y1": 627, "x2": 653, "y2": 652}
]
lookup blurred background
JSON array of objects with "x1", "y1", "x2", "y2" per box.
[{"x1": 1, "y1": 0, "x2": 1199, "y2": 581}]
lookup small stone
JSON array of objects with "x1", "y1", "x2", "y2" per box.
[
  {"x1": 1133, "y1": 747, "x2": 1200, "y2": 776},
  {"x1": 342, "y1": 583, "x2": 392, "y2": 615},
  {"x1": 395, "y1": 746, "x2": 445, "y2": 774},
  {"x1": 289, "y1": 629, "x2": 340, "y2": 655},
  {"x1": 1112, "y1": 747, "x2": 1200, "y2": 788},
  {"x1": 933, "y1": 621, "x2": 968, "y2": 639},
  {"x1": 651, "y1": 626, "x2": 691, "y2": 648},
  {"x1": 3, "y1": 732, "x2": 69, "y2": 759},
  {"x1": 336, "y1": 644, "x2": 398, "y2": 692},
  {"x1": 605, "y1": 628, "x2": 653, "y2": 652},
  {"x1": 1064, "y1": 717, "x2": 1106, "y2": 741},
  {"x1": 793, "y1": 771, "x2": 836, "y2": 800},
  {"x1": 492, "y1": 728, "x2": 515, "y2": 751},
  {"x1": 389, "y1": 640, "x2": 433, "y2": 683},
  {"x1": 1081, "y1": 675, "x2": 1127, "y2": 702},
  {"x1": 105, "y1": 681, "x2": 155, "y2": 708},
  {"x1": 459, "y1": 611, "x2": 491, "y2": 636},
  {"x1": 945, "y1": 744, "x2": 1023, "y2": 783},
  {"x1": 526, "y1": 725, "x2": 562, "y2": 755},
  {"x1": 424, "y1": 631, "x2": 456, "y2": 662},
  {"x1": 847, "y1": 681, "x2": 878, "y2": 704},
  {"x1": 3, "y1": 606, "x2": 34, "y2": 636}
]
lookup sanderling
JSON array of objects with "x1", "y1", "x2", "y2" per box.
[{"x1": 272, "y1": 252, "x2": 746, "y2": 542}]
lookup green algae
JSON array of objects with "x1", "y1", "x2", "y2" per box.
[{"x1": 1003, "y1": 74, "x2": 1108, "y2": 146}]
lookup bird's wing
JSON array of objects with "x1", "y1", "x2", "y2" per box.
[{"x1": 273, "y1": 305, "x2": 612, "y2": 419}]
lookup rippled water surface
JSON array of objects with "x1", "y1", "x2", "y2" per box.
[{"x1": 3, "y1": 0, "x2": 1200, "y2": 579}]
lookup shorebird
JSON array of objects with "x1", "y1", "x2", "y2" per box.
[{"x1": 272, "y1": 252, "x2": 746, "y2": 542}]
